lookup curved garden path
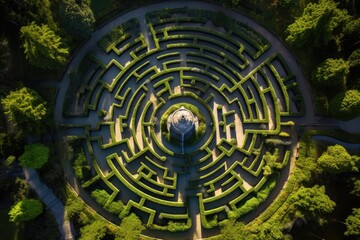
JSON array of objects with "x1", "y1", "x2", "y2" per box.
[{"x1": 23, "y1": 168, "x2": 75, "y2": 240}]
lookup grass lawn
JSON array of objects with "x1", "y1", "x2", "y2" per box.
[{"x1": 0, "y1": 208, "x2": 22, "y2": 240}]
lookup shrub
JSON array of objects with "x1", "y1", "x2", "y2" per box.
[
  {"x1": 91, "y1": 189, "x2": 110, "y2": 206},
  {"x1": 9, "y1": 199, "x2": 43, "y2": 222},
  {"x1": 330, "y1": 90, "x2": 360, "y2": 120},
  {"x1": 19, "y1": 144, "x2": 49, "y2": 169}
]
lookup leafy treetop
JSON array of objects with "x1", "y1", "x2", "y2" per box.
[
  {"x1": 1, "y1": 87, "x2": 47, "y2": 134},
  {"x1": 8, "y1": 198, "x2": 43, "y2": 222},
  {"x1": 286, "y1": 0, "x2": 351, "y2": 47},
  {"x1": 312, "y1": 58, "x2": 350, "y2": 89},
  {"x1": 317, "y1": 144, "x2": 359, "y2": 174},
  {"x1": 19, "y1": 143, "x2": 50, "y2": 169},
  {"x1": 58, "y1": 0, "x2": 95, "y2": 39},
  {"x1": 345, "y1": 208, "x2": 360, "y2": 237},
  {"x1": 289, "y1": 185, "x2": 335, "y2": 219},
  {"x1": 20, "y1": 22, "x2": 69, "y2": 70},
  {"x1": 330, "y1": 90, "x2": 360, "y2": 120}
]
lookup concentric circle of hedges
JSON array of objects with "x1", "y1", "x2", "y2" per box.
[{"x1": 56, "y1": 2, "x2": 307, "y2": 239}]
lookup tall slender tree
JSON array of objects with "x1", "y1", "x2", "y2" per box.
[
  {"x1": 1, "y1": 87, "x2": 47, "y2": 134},
  {"x1": 20, "y1": 22, "x2": 69, "y2": 69}
]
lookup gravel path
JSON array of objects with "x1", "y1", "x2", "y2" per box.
[{"x1": 23, "y1": 168, "x2": 75, "y2": 240}]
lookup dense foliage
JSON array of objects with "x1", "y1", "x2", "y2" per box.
[
  {"x1": 114, "y1": 213, "x2": 145, "y2": 240},
  {"x1": 58, "y1": 0, "x2": 95, "y2": 39},
  {"x1": 19, "y1": 143, "x2": 49, "y2": 169},
  {"x1": 286, "y1": 0, "x2": 351, "y2": 48},
  {"x1": 1, "y1": 87, "x2": 47, "y2": 134},
  {"x1": 289, "y1": 185, "x2": 335, "y2": 220},
  {"x1": 345, "y1": 208, "x2": 360, "y2": 237},
  {"x1": 79, "y1": 220, "x2": 109, "y2": 240},
  {"x1": 330, "y1": 90, "x2": 360, "y2": 120},
  {"x1": 312, "y1": 58, "x2": 350, "y2": 89},
  {"x1": 317, "y1": 144, "x2": 359, "y2": 174},
  {"x1": 20, "y1": 22, "x2": 69, "y2": 69},
  {"x1": 8, "y1": 198, "x2": 43, "y2": 222}
]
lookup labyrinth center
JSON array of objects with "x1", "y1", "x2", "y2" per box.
[{"x1": 57, "y1": 3, "x2": 305, "y2": 238}]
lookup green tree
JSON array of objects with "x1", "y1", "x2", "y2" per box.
[
  {"x1": 114, "y1": 213, "x2": 145, "y2": 240},
  {"x1": 20, "y1": 22, "x2": 69, "y2": 69},
  {"x1": 290, "y1": 185, "x2": 335, "y2": 220},
  {"x1": 350, "y1": 178, "x2": 360, "y2": 197},
  {"x1": 8, "y1": 199, "x2": 43, "y2": 222},
  {"x1": 312, "y1": 58, "x2": 350, "y2": 88},
  {"x1": 345, "y1": 208, "x2": 360, "y2": 237},
  {"x1": 219, "y1": 219, "x2": 249, "y2": 240},
  {"x1": 286, "y1": 0, "x2": 351, "y2": 47},
  {"x1": 79, "y1": 220, "x2": 108, "y2": 240},
  {"x1": 330, "y1": 90, "x2": 360, "y2": 120},
  {"x1": 19, "y1": 144, "x2": 49, "y2": 169},
  {"x1": 58, "y1": 0, "x2": 95, "y2": 39},
  {"x1": 251, "y1": 222, "x2": 284, "y2": 240},
  {"x1": 349, "y1": 48, "x2": 360, "y2": 67},
  {"x1": 1, "y1": 87, "x2": 47, "y2": 134},
  {"x1": 318, "y1": 144, "x2": 359, "y2": 174}
]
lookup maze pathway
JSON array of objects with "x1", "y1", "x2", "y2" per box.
[{"x1": 55, "y1": 3, "x2": 308, "y2": 239}]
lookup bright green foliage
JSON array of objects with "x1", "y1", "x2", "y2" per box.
[
  {"x1": 345, "y1": 208, "x2": 360, "y2": 236},
  {"x1": 19, "y1": 144, "x2": 49, "y2": 169},
  {"x1": 114, "y1": 213, "x2": 145, "y2": 240},
  {"x1": 330, "y1": 90, "x2": 360, "y2": 120},
  {"x1": 219, "y1": 219, "x2": 249, "y2": 240},
  {"x1": 286, "y1": 0, "x2": 351, "y2": 47},
  {"x1": 91, "y1": 189, "x2": 109, "y2": 206},
  {"x1": 262, "y1": 149, "x2": 282, "y2": 176},
  {"x1": 290, "y1": 185, "x2": 335, "y2": 219},
  {"x1": 8, "y1": 199, "x2": 43, "y2": 222},
  {"x1": 79, "y1": 220, "x2": 108, "y2": 240},
  {"x1": 65, "y1": 192, "x2": 90, "y2": 224},
  {"x1": 59, "y1": 0, "x2": 95, "y2": 39},
  {"x1": 349, "y1": 48, "x2": 360, "y2": 67},
  {"x1": 1, "y1": 87, "x2": 47, "y2": 133},
  {"x1": 351, "y1": 178, "x2": 360, "y2": 197},
  {"x1": 318, "y1": 144, "x2": 359, "y2": 174},
  {"x1": 312, "y1": 58, "x2": 350, "y2": 88},
  {"x1": 344, "y1": 18, "x2": 360, "y2": 36},
  {"x1": 20, "y1": 22, "x2": 69, "y2": 69},
  {"x1": 250, "y1": 222, "x2": 284, "y2": 240},
  {"x1": 73, "y1": 151, "x2": 91, "y2": 182}
]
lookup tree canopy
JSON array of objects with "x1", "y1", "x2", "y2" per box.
[
  {"x1": 1, "y1": 87, "x2": 47, "y2": 133},
  {"x1": 312, "y1": 58, "x2": 350, "y2": 88},
  {"x1": 114, "y1": 213, "x2": 145, "y2": 240},
  {"x1": 79, "y1": 220, "x2": 108, "y2": 240},
  {"x1": 20, "y1": 22, "x2": 69, "y2": 69},
  {"x1": 351, "y1": 178, "x2": 360, "y2": 197},
  {"x1": 219, "y1": 219, "x2": 284, "y2": 240},
  {"x1": 345, "y1": 208, "x2": 360, "y2": 237},
  {"x1": 330, "y1": 90, "x2": 360, "y2": 120},
  {"x1": 8, "y1": 198, "x2": 43, "y2": 222},
  {"x1": 286, "y1": 0, "x2": 351, "y2": 47},
  {"x1": 317, "y1": 144, "x2": 359, "y2": 174},
  {"x1": 58, "y1": 0, "x2": 95, "y2": 39},
  {"x1": 19, "y1": 143, "x2": 49, "y2": 169},
  {"x1": 289, "y1": 185, "x2": 335, "y2": 219}
]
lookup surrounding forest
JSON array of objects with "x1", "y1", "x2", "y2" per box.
[{"x1": 0, "y1": 0, "x2": 359, "y2": 240}]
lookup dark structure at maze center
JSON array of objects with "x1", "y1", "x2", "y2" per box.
[{"x1": 167, "y1": 106, "x2": 198, "y2": 154}]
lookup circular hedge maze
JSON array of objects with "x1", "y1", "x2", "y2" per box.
[{"x1": 56, "y1": 2, "x2": 306, "y2": 239}]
